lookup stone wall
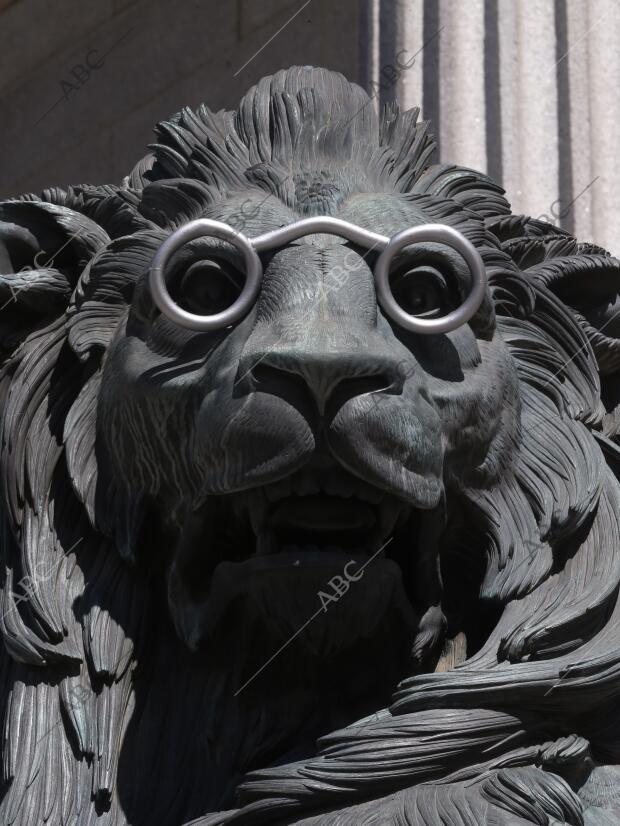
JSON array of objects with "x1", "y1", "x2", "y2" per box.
[{"x1": 0, "y1": 0, "x2": 362, "y2": 197}]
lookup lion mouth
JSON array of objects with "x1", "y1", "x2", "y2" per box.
[
  {"x1": 235, "y1": 464, "x2": 411, "y2": 559},
  {"x1": 167, "y1": 460, "x2": 439, "y2": 660}
]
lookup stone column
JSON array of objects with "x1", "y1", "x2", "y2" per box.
[{"x1": 363, "y1": 0, "x2": 619, "y2": 253}]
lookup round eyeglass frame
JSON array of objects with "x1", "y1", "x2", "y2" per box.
[{"x1": 149, "y1": 216, "x2": 487, "y2": 334}]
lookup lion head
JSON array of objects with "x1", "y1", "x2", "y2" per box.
[{"x1": 1, "y1": 67, "x2": 620, "y2": 826}]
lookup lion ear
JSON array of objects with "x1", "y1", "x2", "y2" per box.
[{"x1": 0, "y1": 198, "x2": 110, "y2": 357}]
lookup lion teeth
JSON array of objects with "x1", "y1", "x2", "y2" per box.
[
  {"x1": 259, "y1": 467, "x2": 386, "y2": 505},
  {"x1": 323, "y1": 469, "x2": 354, "y2": 498},
  {"x1": 293, "y1": 471, "x2": 320, "y2": 496},
  {"x1": 238, "y1": 463, "x2": 409, "y2": 562}
]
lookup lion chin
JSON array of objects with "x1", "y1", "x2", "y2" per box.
[{"x1": 2, "y1": 66, "x2": 620, "y2": 826}]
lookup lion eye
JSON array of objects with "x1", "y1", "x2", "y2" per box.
[
  {"x1": 388, "y1": 266, "x2": 450, "y2": 319},
  {"x1": 175, "y1": 259, "x2": 244, "y2": 316}
]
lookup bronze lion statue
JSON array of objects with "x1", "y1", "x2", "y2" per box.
[{"x1": 1, "y1": 66, "x2": 620, "y2": 825}]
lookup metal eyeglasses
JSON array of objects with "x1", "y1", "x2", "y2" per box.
[{"x1": 149, "y1": 217, "x2": 487, "y2": 335}]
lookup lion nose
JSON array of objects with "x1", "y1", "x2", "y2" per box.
[{"x1": 238, "y1": 331, "x2": 406, "y2": 415}]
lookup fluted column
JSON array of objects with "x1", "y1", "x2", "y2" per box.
[
  {"x1": 438, "y1": 0, "x2": 487, "y2": 172},
  {"x1": 366, "y1": 0, "x2": 619, "y2": 254}
]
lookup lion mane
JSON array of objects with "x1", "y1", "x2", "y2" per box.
[{"x1": 1, "y1": 67, "x2": 620, "y2": 825}]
